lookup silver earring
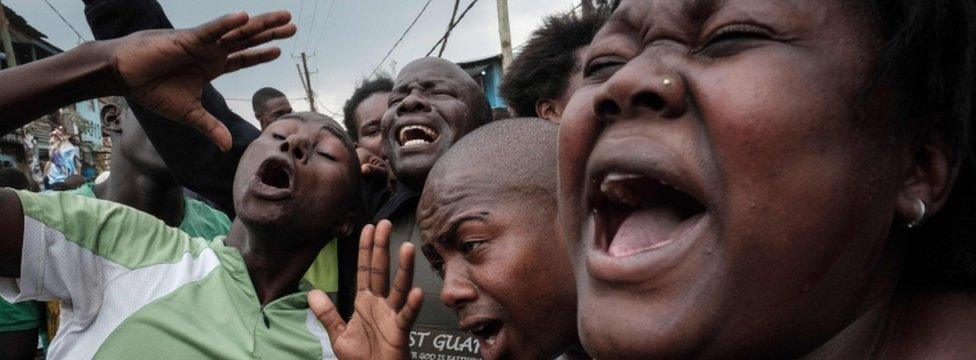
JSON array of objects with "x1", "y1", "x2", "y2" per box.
[{"x1": 906, "y1": 198, "x2": 926, "y2": 229}]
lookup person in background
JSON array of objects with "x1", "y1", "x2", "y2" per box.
[
  {"x1": 45, "y1": 127, "x2": 80, "y2": 185},
  {"x1": 342, "y1": 76, "x2": 396, "y2": 216},
  {"x1": 251, "y1": 87, "x2": 293, "y2": 130},
  {"x1": 342, "y1": 76, "x2": 394, "y2": 160},
  {"x1": 499, "y1": 10, "x2": 607, "y2": 123},
  {"x1": 0, "y1": 168, "x2": 43, "y2": 360},
  {"x1": 70, "y1": 96, "x2": 230, "y2": 240}
]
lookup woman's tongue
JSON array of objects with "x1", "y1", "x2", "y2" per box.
[{"x1": 608, "y1": 206, "x2": 686, "y2": 257}]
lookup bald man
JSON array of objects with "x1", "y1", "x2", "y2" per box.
[{"x1": 313, "y1": 119, "x2": 585, "y2": 360}]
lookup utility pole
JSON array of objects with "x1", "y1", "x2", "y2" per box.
[
  {"x1": 495, "y1": 0, "x2": 513, "y2": 70},
  {"x1": 295, "y1": 52, "x2": 317, "y2": 113},
  {"x1": 1, "y1": 0, "x2": 42, "y2": 189},
  {"x1": 0, "y1": 0, "x2": 17, "y2": 68}
]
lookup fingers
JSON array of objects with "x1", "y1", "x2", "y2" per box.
[
  {"x1": 387, "y1": 242, "x2": 416, "y2": 309},
  {"x1": 224, "y1": 47, "x2": 282, "y2": 74},
  {"x1": 193, "y1": 12, "x2": 249, "y2": 43},
  {"x1": 308, "y1": 289, "x2": 346, "y2": 344},
  {"x1": 221, "y1": 16, "x2": 297, "y2": 54},
  {"x1": 184, "y1": 106, "x2": 233, "y2": 152},
  {"x1": 396, "y1": 288, "x2": 425, "y2": 331},
  {"x1": 356, "y1": 224, "x2": 375, "y2": 291},
  {"x1": 369, "y1": 220, "x2": 394, "y2": 297}
]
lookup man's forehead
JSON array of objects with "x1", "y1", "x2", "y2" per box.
[{"x1": 272, "y1": 114, "x2": 348, "y2": 140}]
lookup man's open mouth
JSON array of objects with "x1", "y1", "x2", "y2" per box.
[
  {"x1": 593, "y1": 172, "x2": 706, "y2": 257},
  {"x1": 461, "y1": 319, "x2": 505, "y2": 359},
  {"x1": 397, "y1": 124, "x2": 439, "y2": 148},
  {"x1": 249, "y1": 157, "x2": 294, "y2": 200}
]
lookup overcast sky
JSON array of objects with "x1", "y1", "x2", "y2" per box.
[{"x1": 6, "y1": 0, "x2": 579, "y2": 127}]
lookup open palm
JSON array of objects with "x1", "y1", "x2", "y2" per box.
[
  {"x1": 113, "y1": 11, "x2": 296, "y2": 150},
  {"x1": 310, "y1": 220, "x2": 424, "y2": 360}
]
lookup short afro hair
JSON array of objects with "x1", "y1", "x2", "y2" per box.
[
  {"x1": 342, "y1": 76, "x2": 394, "y2": 141},
  {"x1": 500, "y1": 10, "x2": 608, "y2": 117},
  {"x1": 251, "y1": 87, "x2": 287, "y2": 113}
]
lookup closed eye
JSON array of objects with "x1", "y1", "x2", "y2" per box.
[
  {"x1": 584, "y1": 57, "x2": 625, "y2": 79},
  {"x1": 272, "y1": 133, "x2": 286, "y2": 140},
  {"x1": 698, "y1": 24, "x2": 775, "y2": 56},
  {"x1": 317, "y1": 151, "x2": 337, "y2": 161}
]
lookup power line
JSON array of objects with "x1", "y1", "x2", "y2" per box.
[
  {"x1": 290, "y1": 0, "x2": 305, "y2": 54},
  {"x1": 369, "y1": 0, "x2": 434, "y2": 77},
  {"x1": 425, "y1": 0, "x2": 480, "y2": 57},
  {"x1": 311, "y1": 0, "x2": 336, "y2": 54},
  {"x1": 315, "y1": 98, "x2": 341, "y2": 119},
  {"x1": 42, "y1": 0, "x2": 87, "y2": 42},
  {"x1": 436, "y1": 0, "x2": 461, "y2": 58},
  {"x1": 302, "y1": 0, "x2": 320, "y2": 52}
]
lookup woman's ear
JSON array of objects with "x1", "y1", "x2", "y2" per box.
[{"x1": 896, "y1": 131, "x2": 960, "y2": 226}]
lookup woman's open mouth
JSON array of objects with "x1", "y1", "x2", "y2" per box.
[{"x1": 592, "y1": 172, "x2": 707, "y2": 258}]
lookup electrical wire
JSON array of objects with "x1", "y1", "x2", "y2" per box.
[
  {"x1": 425, "y1": 0, "x2": 480, "y2": 57},
  {"x1": 311, "y1": 0, "x2": 336, "y2": 54},
  {"x1": 369, "y1": 0, "x2": 434, "y2": 77},
  {"x1": 42, "y1": 0, "x2": 87, "y2": 42},
  {"x1": 302, "y1": 0, "x2": 320, "y2": 52},
  {"x1": 290, "y1": 0, "x2": 306, "y2": 54}
]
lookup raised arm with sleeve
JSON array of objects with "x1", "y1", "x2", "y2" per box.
[
  {"x1": 84, "y1": 0, "x2": 263, "y2": 215},
  {"x1": 0, "y1": 11, "x2": 294, "y2": 277}
]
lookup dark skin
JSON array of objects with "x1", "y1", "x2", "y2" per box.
[
  {"x1": 558, "y1": 0, "x2": 973, "y2": 358},
  {"x1": 0, "y1": 10, "x2": 296, "y2": 275},
  {"x1": 355, "y1": 91, "x2": 390, "y2": 157},
  {"x1": 356, "y1": 92, "x2": 394, "y2": 182},
  {"x1": 310, "y1": 220, "x2": 424, "y2": 360},
  {"x1": 536, "y1": 47, "x2": 587, "y2": 123},
  {"x1": 418, "y1": 174, "x2": 578, "y2": 360},
  {"x1": 381, "y1": 57, "x2": 489, "y2": 190},
  {"x1": 226, "y1": 113, "x2": 358, "y2": 305},
  {"x1": 95, "y1": 103, "x2": 184, "y2": 227},
  {"x1": 0, "y1": 11, "x2": 295, "y2": 150},
  {"x1": 256, "y1": 96, "x2": 293, "y2": 129}
]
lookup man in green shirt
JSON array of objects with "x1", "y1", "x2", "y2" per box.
[
  {"x1": 73, "y1": 96, "x2": 231, "y2": 240},
  {"x1": 0, "y1": 10, "x2": 416, "y2": 358}
]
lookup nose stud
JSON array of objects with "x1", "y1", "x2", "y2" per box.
[{"x1": 662, "y1": 77, "x2": 674, "y2": 87}]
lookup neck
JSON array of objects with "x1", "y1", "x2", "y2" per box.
[
  {"x1": 225, "y1": 220, "x2": 327, "y2": 306},
  {"x1": 798, "y1": 238, "x2": 906, "y2": 360},
  {"x1": 94, "y1": 157, "x2": 184, "y2": 227}
]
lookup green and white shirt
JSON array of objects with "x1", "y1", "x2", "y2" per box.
[{"x1": 0, "y1": 191, "x2": 336, "y2": 359}]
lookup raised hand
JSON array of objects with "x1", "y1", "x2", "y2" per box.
[
  {"x1": 112, "y1": 11, "x2": 297, "y2": 151},
  {"x1": 309, "y1": 220, "x2": 423, "y2": 360}
]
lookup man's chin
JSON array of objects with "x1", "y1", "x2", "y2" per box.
[{"x1": 391, "y1": 157, "x2": 438, "y2": 188}]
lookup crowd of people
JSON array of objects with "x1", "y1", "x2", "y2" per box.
[{"x1": 1, "y1": 0, "x2": 975, "y2": 359}]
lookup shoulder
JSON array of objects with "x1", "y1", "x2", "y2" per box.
[{"x1": 884, "y1": 291, "x2": 976, "y2": 359}]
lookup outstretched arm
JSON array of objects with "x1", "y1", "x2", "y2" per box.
[
  {"x1": 0, "y1": 11, "x2": 295, "y2": 151},
  {"x1": 309, "y1": 220, "x2": 424, "y2": 360},
  {"x1": 84, "y1": 0, "x2": 263, "y2": 213}
]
